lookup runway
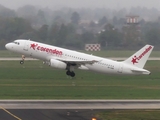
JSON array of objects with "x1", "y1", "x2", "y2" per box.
[
  {"x1": 1, "y1": 100, "x2": 160, "y2": 109},
  {"x1": 0, "y1": 100, "x2": 160, "y2": 120},
  {"x1": 0, "y1": 57, "x2": 160, "y2": 119},
  {"x1": 0, "y1": 109, "x2": 99, "y2": 120}
]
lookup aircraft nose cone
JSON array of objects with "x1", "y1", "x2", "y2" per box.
[
  {"x1": 5, "y1": 43, "x2": 12, "y2": 50},
  {"x1": 5, "y1": 43, "x2": 9, "y2": 49}
]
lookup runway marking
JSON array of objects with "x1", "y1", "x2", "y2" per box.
[
  {"x1": 1, "y1": 84, "x2": 160, "y2": 90},
  {"x1": 0, "y1": 106, "x2": 22, "y2": 120}
]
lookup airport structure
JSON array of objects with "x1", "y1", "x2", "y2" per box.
[
  {"x1": 126, "y1": 15, "x2": 139, "y2": 24},
  {"x1": 85, "y1": 44, "x2": 101, "y2": 51}
]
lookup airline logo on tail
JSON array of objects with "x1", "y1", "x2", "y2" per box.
[
  {"x1": 30, "y1": 43, "x2": 63, "y2": 55},
  {"x1": 131, "y1": 45, "x2": 152, "y2": 64}
]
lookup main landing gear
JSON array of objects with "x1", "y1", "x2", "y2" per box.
[
  {"x1": 20, "y1": 55, "x2": 25, "y2": 64},
  {"x1": 66, "y1": 70, "x2": 75, "y2": 77}
]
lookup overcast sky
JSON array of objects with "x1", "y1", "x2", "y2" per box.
[{"x1": 1, "y1": 0, "x2": 160, "y2": 10}]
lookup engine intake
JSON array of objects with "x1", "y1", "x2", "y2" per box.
[{"x1": 50, "y1": 59, "x2": 67, "y2": 69}]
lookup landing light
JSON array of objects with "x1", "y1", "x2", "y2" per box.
[{"x1": 92, "y1": 118, "x2": 97, "y2": 120}]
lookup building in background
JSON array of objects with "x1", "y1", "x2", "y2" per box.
[
  {"x1": 126, "y1": 16, "x2": 139, "y2": 24},
  {"x1": 85, "y1": 44, "x2": 101, "y2": 51}
]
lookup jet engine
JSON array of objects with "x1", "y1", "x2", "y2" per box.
[{"x1": 50, "y1": 59, "x2": 67, "y2": 69}]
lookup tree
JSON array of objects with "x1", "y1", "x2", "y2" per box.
[
  {"x1": 53, "y1": 15, "x2": 65, "y2": 26},
  {"x1": 55, "y1": 24, "x2": 68, "y2": 46},
  {"x1": 19, "y1": 31, "x2": 39, "y2": 41},
  {"x1": 0, "y1": 4, "x2": 16, "y2": 18},
  {"x1": 98, "y1": 24, "x2": 122, "y2": 47},
  {"x1": 65, "y1": 33, "x2": 82, "y2": 49},
  {"x1": 112, "y1": 16, "x2": 118, "y2": 25},
  {"x1": 36, "y1": 10, "x2": 47, "y2": 25},
  {"x1": 0, "y1": 17, "x2": 33, "y2": 41},
  {"x1": 71, "y1": 12, "x2": 80, "y2": 25},
  {"x1": 121, "y1": 25, "x2": 143, "y2": 48},
  {"x1": 48, "y1": 23, "x2": 60, "y2": 43},
  {"x1": 81, "y1": 32, "x2": 95, "y2": 43},
  {"x1": 145, "y1": 28, "x2": 160, "y2": 46},
  {"x1": 17, "y1": 5, "x2": 37, "y2": 26},
  {"x1": 89, "y1": 21, "x2": 97, "y2": 28},
  {"x1": 38, "y1": 24, "x2": 48, "y2": 41},
  {"x1": 98, "y1": 16, "x2": 107, "y2": 26}
]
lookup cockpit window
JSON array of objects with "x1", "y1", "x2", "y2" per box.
[{"x1": 13, "y1": 41, "x2": 20, "y2": 45}]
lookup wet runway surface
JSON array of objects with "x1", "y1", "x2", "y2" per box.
[
  {"x1": 0, "y1": 109, "x2": 99, "y2": 120},
  {"x1": 1, "y1": 100, "x2": 160, "y2": 120}
]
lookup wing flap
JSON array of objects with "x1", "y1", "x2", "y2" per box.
[{"x1": 57, "y1": 58, "x2": 98, "y2": 65}]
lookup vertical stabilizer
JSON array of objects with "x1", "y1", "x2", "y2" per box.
[{"x1": 123, "y1": 45, "x2": 154, "y2": 68}]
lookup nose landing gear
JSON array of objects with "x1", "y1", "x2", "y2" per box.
[{"x1": 20, "y1": 55, "x2": 25, "y2": 64}]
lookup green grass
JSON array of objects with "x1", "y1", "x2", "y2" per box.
[
  {"x1": 81, "y1": 50, "x2": 160, "y2": 57},
  {"x1": 1, "y1": 60, "x2": 160, "y2": 119},
  {"x1": 0, "y1": 50, "x2": 20, "y2": 57},
  {"x1": 0, "y1": 60, "x2": 160, "y2": 99},
  {"x1": 96, "y1": 110, "x2": 160, "y2": 120},
  {"x1": 1, "y1": 50, "x2": 160, "y2": 57}
]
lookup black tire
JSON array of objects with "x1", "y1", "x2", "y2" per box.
[
  {"x1": 66, "y1": 71, "x2": 71, "y2": 76},
  {"x1": 20, "y1": 60, "x2": 24, "y2": 64},
  {"x1": 70, "y1": 72, "x2": 75, "y2": 77},
  {"x1": 66, "y1": 71, "x2": 75, "y2": 77}
]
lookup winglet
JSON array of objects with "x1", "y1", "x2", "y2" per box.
[{"x1": 123, "y1": 45, "x2": 154, "y2": 68}]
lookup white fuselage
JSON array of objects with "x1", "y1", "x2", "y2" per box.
[{"x1": 5, "y1": 40, "x2": 151, "y2": 75}]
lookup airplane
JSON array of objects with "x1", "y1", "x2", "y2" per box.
[{"x1": 5, "y1": 39, "x2": 154, "y2": 77}]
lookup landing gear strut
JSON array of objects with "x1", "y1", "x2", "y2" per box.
[
  {"x1": 20, "y1": 55, "x2": 25, "y2": 64},
  {"x1": 66, "y1": 70, "x2": 75, "y2": 77}
]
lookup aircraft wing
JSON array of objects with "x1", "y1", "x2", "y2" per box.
[
  {"x1": 50, "y1": 57, "x2": 99, "y2": 65},
  {"x1": 56, "y1": 58, "x2": 99, "y2": 65}
]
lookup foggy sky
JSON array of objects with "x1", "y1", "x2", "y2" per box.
[{"x1": 1, "y1": 0, "x2": 160, "y2": 10}]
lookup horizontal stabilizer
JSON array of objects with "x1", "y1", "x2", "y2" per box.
[{"x1": 131, "y1": 68, "x2": 150, "y2": 75}]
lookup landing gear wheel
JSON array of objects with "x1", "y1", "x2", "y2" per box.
[
  {"x1": 20, "y1": 60, "x2": 24, "y2": 64},
  {"x1": 66, "y1": 71, "x2": 70, "y2": 76},
  {"x1": 66, "y1": 71, "x2": 75, "y2": 77},
  {"x1": 70, "y1": 72, "x2": 75, "y2": 77}
]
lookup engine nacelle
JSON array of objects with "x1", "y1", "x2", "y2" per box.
[{"x1": 50, "y1": 59, "x2": 67, "y2": 69}]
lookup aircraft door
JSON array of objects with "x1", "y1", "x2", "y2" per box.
[
  {"x1": 118, "y1": 63, "x2": 123, "y2": 73},
  {"x1": 23, "y1": 40, "x2": 29, "y2": 51}
]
